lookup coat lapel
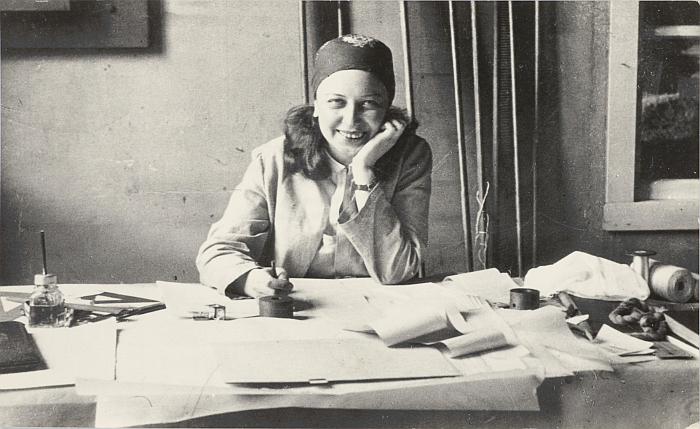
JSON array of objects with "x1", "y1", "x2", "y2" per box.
[{"x1": 274, "y1": 173, "x2": 327, "y2": 277}]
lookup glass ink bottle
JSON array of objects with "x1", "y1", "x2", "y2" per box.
[{"x1": 28, "y1": 273, "x2": 67, "y2": 328}]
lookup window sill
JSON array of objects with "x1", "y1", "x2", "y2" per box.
[{"x1": 603, "y1": 200, "x2": 699, "y2": 231}]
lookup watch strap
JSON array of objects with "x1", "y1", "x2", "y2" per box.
[{"x1": 352, "y1": 178, "x2": 378, "y2": 192}]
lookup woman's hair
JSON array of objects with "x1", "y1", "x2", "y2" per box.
[{"x1": 282, "y1": 105, "x2": 418, "y2": 181}]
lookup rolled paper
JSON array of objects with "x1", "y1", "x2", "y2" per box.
[
  {"x1": 259, "y1": 295, "x2": 294, "y2": 318},
  {"x1": 510, "y1": 288, "x2": 540, "y2": 310},
  {"x1": 370, "y1": 306, "x2": 451, "y2": 347},
  {"x1": 648, "y1": 263, "x2": 694, "y2": 303},
  {"x1": 441, "y1": 329, "x2": 509, "y2": 358}
]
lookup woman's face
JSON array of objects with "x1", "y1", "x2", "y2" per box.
[{"x1": 314, "y1": 70, "x2": 389, "y2": 165}]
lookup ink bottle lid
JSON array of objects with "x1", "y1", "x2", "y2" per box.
[{"x1": 34, "y1": 274, "x2": 57, "y2": 286}]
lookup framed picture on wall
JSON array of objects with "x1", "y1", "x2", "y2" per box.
[{"x1": 1, "y1": 0, "x2": 149, "y2": 49}]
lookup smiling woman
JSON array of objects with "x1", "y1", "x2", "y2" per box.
[
  {"x1": 196, "y1": 34, "x2": 433, "y2": 298},
  {"x1": 314, "y1": 70, "x2": 390, "y2": 165}
]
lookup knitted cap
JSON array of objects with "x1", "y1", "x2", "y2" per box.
[{"x1": 311, "y1": 35, "x2": 395, "y2": 104}]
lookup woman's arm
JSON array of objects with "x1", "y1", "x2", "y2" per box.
[
  {"x1": 196, "y1": 149, "x2": 289, "y2": 297},
  {"x1": 340, "y1": 137, "x2": 432, "y2": 284}
]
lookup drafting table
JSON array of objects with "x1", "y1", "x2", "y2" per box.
[{"x1": 0, "y1": 280, "x2": 698, "y2": 428}]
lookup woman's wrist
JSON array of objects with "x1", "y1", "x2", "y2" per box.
[
  {"x1": 350, "y1": 162, "x2": 375, "y2": 186},
  {"x1": 228, "y1": 270, "x2": 252, "y2": 296}
]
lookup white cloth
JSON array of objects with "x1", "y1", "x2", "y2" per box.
[{"x1": 523, "y1": 251, "x2": 650, "y2": 301}]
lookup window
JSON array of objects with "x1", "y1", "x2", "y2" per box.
[{"x1": 604, "y1": 1, "x2": 699, "y2": 231}]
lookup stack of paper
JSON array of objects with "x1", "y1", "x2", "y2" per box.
[
  {"x1": 593, "y1": 324, "x2": 655, "y2": 358},
  {"x1": 441, "y1": 268, "x2": 520, "y2": 305}
]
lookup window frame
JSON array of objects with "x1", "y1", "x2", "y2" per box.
[{"x1": 604, "y1": 1, "x2": 698, "y2": 231}]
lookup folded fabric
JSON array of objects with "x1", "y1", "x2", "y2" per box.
[{"x1": 523, "y1": 251, "x2": 650, "y2": 301}]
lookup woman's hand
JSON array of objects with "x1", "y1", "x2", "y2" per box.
[
  {"x1": 351, "y1": 119, "x2": 406, "y2": 175},
  {"x1": 242, "y1": 267, "x2": 293, "y2": 298}
]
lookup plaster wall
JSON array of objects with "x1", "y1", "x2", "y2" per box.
[
  {"x1": 1, "y1": 1, "x2": 303, "y2": 284},
  {"x1": 1, "y1": 1, "x2": 468, "y2": 284}
]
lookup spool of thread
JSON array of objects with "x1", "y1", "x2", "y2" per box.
[
  {"x1": 628, "y1": 250, "x2": 657, "y2": 283},
  {"x1": 259, "y1": 295, "x2": 294, "y2": 318},
  {"x1": 648, "y1": 262, "x2": 694, "y2": 303},
  {"x1": 510, "y1": 288, "x2": 540, "y2": 310}
]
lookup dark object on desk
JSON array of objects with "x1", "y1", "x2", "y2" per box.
[
  {"x1": 609, "y1": 298, "x2": 668, "y2": 341},
  {"x1": 653, "y1": 341, "x2": 696, "y2": 359},
  {"x1": 609, "y1": 297, "x2": 651, "y2": 325},
  {"x1": 634, "y1": 312, "x2": 668, "y2": 341},
  {"x1": 509, "y1": 288, "x2": 539, "y2": 310},
  {"x1": 259, "y1": 295, "x2": 294, "y2": 318},
  {"x1": 70, "y1": 301, "x2": 166, "y2": 325},
  {"x1": 664, "y1": 310, "x2": 699, "y2": 348},
  {"x1": 557, "y1": 291, "x2": 595, "y2": 340},
  {"x1": 115, "y1": 301, "x2": 166, "y2": 320},
  {"x1": 0, "y1": 321, "x2": 46, "y2": 374}
]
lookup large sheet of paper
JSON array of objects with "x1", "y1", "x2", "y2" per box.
[
  {"x1": 497, "y1": 305, "x2": 627, "y2": 376},
  {"x1": 0, "y1": 319, "x2": 117, "y2": 390},
  {"x1": 71, "y1": 278, "x2": 545, "y2": 427},
  {"x1": 87, "y1": 367, "x2": 542, "y2": 428},
  {"x1": 212, "y1": 337, "x2": 461, "y2": 384}
]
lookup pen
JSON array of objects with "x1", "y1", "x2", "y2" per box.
[
  {"x1": 271, "y1": 259, "x2": 285, "y2": 295},
  {"x1": 270, "y1": 222, "x2": 276, "y2": 278},
  {"x1": 271, "y1": 259, "x2": 292, "y2": 296}
]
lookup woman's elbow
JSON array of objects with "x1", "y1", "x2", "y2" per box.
[{"x1": 374, "y1": 258, "x2": 421, "y2": 285}]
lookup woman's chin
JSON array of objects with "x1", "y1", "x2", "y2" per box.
[{"x1": 333, "y1": 137, "x2": 366, "y2": 150}]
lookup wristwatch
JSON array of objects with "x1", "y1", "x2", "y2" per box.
[{"x1": 353, "y1": 178, "x2": 378, "y2": 192}]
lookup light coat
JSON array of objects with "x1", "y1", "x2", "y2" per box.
[{"x1": 196, "y1": 134, "x2": 432, "y2": 294}]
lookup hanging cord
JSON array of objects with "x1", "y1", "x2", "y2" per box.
[
  {"x1": 470, "y1": 1, "x2": 486, "y2": 271},
  {"x1": 507, "y1": 1, "x2": 523, "y2": 278},
  {"x1": 532, "y1": 1, "x2": 540, "y2": 268},
  {"x1": 449, "y1": 1, "x2": 473, "y2": 272},
  {"x1": 474, "y1": 182, "x2": 490, "y2": 268}
]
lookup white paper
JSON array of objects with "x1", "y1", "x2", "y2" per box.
[
  {"x1": 442, "y1": 268, "x2": 519, "y2": 305},
  {"x1": 667, "y1": 336, "x2": 700, "y2": 358},
  {"x1": 498, "y1": 306, "x2": 623, "y2": 375},
  {"x1": 212, "y1": 337, "x2": 461, "y2": 384},
  {"x1": 0, "y1": 296, "x2": 24, "y2": 322},
  {"x1": 0, "y1": 319, "x2": 117, "y2": 390},
  {"x1": 354, "y1": 299, "x2": 516, "y2": 360},
  {"x1": 368, "y1": 305, "x2": 459, "y2": 346},
  {"x1": 90, "y1": 368, "x2": 543, "y2": 428},
  {"x1": 593, "y1": 324, "x2": 654, "y2": 355},
  {"x1": 63, "y1": 279, "x2": 545, "y2": 427},
  {"x1": 156, "y1": 281, "x2": 259, "y2": 319},
  {"x1": 440, "y1": 329, "x2": 509, "y2": 358},
  {"x1": 566, "y1": 314, "x2": 590, "y2": 325}
]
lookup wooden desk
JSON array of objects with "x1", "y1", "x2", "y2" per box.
[
  {"x1": 1, "y1": 282, "x2": 698, "y2": 428},
  {"x1": 1, "y1": 359, "x2": 697, "y2": 428},
  {"x1": 147, "y1": 360, "x2": 699, "y2": 429}
]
